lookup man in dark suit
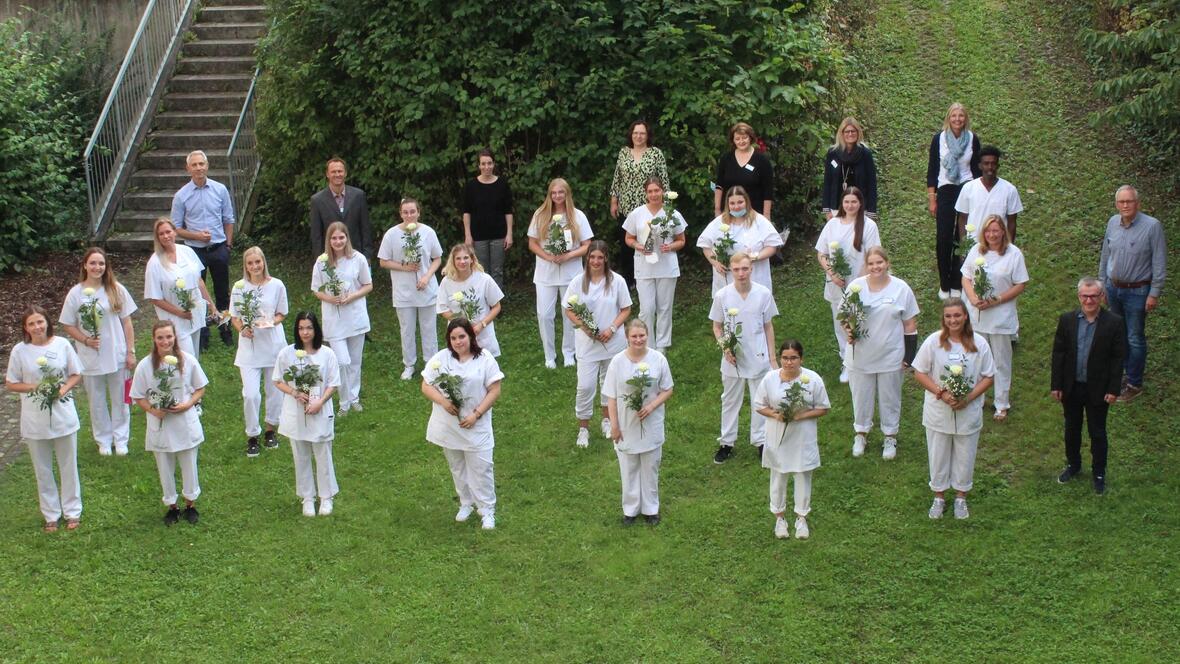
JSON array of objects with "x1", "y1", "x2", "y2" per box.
[
  {"x1": 310, "y1": 157, "x2": 373, "y2": 260},
  {"x1": 1050, "y1": 277, "x2": 1126, "y2": 495}
]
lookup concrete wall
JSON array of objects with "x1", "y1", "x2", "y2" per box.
[{"x1": 0, "y1": 0, "x2": 151, "y2": 73}]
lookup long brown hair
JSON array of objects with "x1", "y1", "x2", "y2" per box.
[
  {"x1": 78, "y1": 247, "x2": 126, "y2": 313},
  {"x1": 150, "y1": 320, "x2": 186, "y2": 374},
  {"x1": 581, "y1": 240, "x2": 613, "y2": 293},
  {"x1": 938, "y1": 298, "x2": 978, "y2": 352},
  {"x1": 838, "y1": 187, "x2": 867, "y2": 252}
]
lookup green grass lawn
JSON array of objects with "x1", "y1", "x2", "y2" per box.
[{"x1": 2, "y1": 0, "x2": 1178, "y2": 660}]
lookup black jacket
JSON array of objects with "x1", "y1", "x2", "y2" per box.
[
  {"x1": 822, "y1": 145, "x2": 878, "y2": 214},
  {"x1": 1050, "y1": 308, "x2": 1126, "y2": 405},
  {"x1": 925, "y1": 131, "x2": 982, "y2": 189},
  {"x1": 310, "y1": 185, "x2": 373, "y2": 259}
]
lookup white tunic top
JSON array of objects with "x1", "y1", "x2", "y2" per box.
[
  {"x1": 960, "y1": 245, "x2": 1029, "y2": 334},
  {"x1": 622, "y1": 205, "x2": 688, "y2": 279},
  {"x1": 709, "y1": 282, "x2": 778, "y2": 379},
  {"x1": 129, "y1": 351, "x2": 208, "y2": 453},
  {"x1": 602, "y1": 349, "x2": 674, "y2": 454},
  {"x1": 422, "y1": 349, "x2": 504, "y2": 452},
  {"x1": 813, "y1": 217, "x2": 882, "y2": 303},
  {"x1": 231, "y1": 277, "x2": 289, "y2": 368},
  {"x1": 528, "y1": 209, "x2": 595, "y2": 287},
  {"x1": 6, "y1": 338, "x2": 82, "y2": 439},
  {"x1": 377, "y1": 223, "x2": 444, "y2": 307},
  {"x1": 144, "y1": 246, "x2": 207, "y2": 339},
  {"x1": 754, "y1": 368, "x2": 830, "y2": 473},
  {"x1": 913, "y1": 332, "x2": 996, "y2": 435},
  {"x1": 436, "y1": 271, "x2": 505, "y2": 357},
  {"x1": 841, "y1": 275, "x2": 920, "y2": 374},
  {"x1": 272, "y1": 345, "x2": 341, "y2": 443},
  {"x1": 563, "y1": 272, "x2": 633, "y2": 362},
  {"x1": 696, "y1": 213, "x2": 782, "y2": 294},
  {"x1": 311, "y1": 252, "x2": 372, "y2": 340},
  {"x1": 954, "y1": 177, "x2": 1024, "y2": 240},
  {"x1": 59, "y1": 283, "x2": 138, "y2": 375}
]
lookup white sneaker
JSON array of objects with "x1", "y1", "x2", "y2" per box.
[
  {"x1": 774, "y1": 517, "x2": 789, "y2": 539},
  {"x1": 400, "y1": 366, "x2": 415, "y2": 380},
  {"x1": 950, "y1": 289, "x2": 962, "y2": 298},
  {"x1": 544, "y1": 359, "x2": 557, "y2": 369},
  {"x1": 563, "y1": 355, "x2": 576, "y2": 368},
  {"x1": 98, "y1": 445, "x2": 113, "y2": 457},
  {"x1": 882, "y1": 436, "x2": 897, "y2": 460},
  {"x1": 337, "y1": 403, "x2": 350, "y2": 416},
  {"x1": 455, "y1": 504, "x2": 474, "y2": 522},
  {"x1": 794, "y1": 517, "x2": 810, "y2": 540},
  {"x1": 600, "y1": 417, "x2": 612, "y2": 439},
  {"x1": 576, "y1": 428, "x2": 590, "y2": 448},
  {"x1": 351, "y1": 401, "x2": 363, "y2": 413},
  {"x1": 318, "y1": 498, "x2": 333, "y2": 516},
  {"x1": 938, "y1": 289, "x2": 950, "y2": 300},
  {"x1": 928, "y1": 497, "x2": 946, "y2": 519},
  {"x1": 852, "y1": 434, "x2": 867, "y2": 457},
  {"x1": 302, "y1": 500, "x2": 316, "y2": 517},
  {"x1": 481, "y1": 513, "x2": 496, "y2": 530},
  {"x1": 114, "y1": 443, "x2": 129, "y2": 456},
  {"x1": 954, "y1": 497, "x2": 969, "y2": 520},
  {"x1": 839, "y1": 367, "x2": 849, "y2": 384}
]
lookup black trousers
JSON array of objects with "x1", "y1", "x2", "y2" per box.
[
  {"x1": 614, "y1": 223, "x2": 635, "y2": 287},
  {"x1": 935, "y1": 184, "x2": 963, "y2": 292},
  {"x1": 191, "y1": 242, "x2": 230, "y2": 343},
  {"x1": 1063, "y1": 383, "x2": 1110, "y2": 477}
]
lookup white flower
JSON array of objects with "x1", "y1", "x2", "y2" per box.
[
  {"x1": 174, "y1": 278, "x2": 186, "y2": 289},
  {"x1": 552, "y1": 214, "x2": 564, "y2": 224},
  {"x1": 451, "y1": 291, "x2": 464, "y2": 302},
  {"x1": 800, "y1": 375, "x2": 811, "y2": 384},
  {"x1": 428, "y1": 360, "x2": 441, "y2": 370},
  {"x1": 949, "y1": 364, "x2": 963, "y2": 376},
  {"x1": 748, "y1": 252, "x2": 759, "y2": 261},
  {"x1": 567, "y1": 294, "x2": 579, "y2": 305},
  {"x1": 726, "y1": 307, "x2": 739, "y2": 316},
  {"x1": 35, "y1": 356, "x2": 47, "y2": 367},
  {"x1": 294, "y1": 350, "x2": 306, "y2": 359},
  {"x1": 666, "y1": 191, "x2": 679, "y2": 201},
  {"x1": 850, "y1": 284, "x2": 862, "y2": 293},
  {"x1": 829, "y1": 241, "x2": 840, "y2": 250},
  {"x1": 234, "y1": 280, "x2": 246, "y2": 290},
  {"x1": 317, "y1": 254, "x2": 328, "y2": 263},
  {"x1": 718, "y1": 223, "x2": 730, "y2": 233},
  {"x1": 163, "y1": 355, "x2": 178, "y2": 366},
  {"x1": 405, "y1": 222, "x2": 418, "y2": 231},
  {"x1": 82, "y1": 287, "x2": 95, "y2": 297},
  {"x1": 974, "y1": 257, "x2": 986, "y2": 266},
  {"x1": 965, "y1": 224, "x2": 976, "y2": 233},
  {"x1": 637, "y1": 362, "x2": 649, "y2": 372}
]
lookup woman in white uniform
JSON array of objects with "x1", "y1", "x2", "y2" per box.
[
  {"x1": 273, "y1": 312, "x2": 341, "y2": 517},
  {"x1": 814, "y1": 187, "x2": 881, "y2": 383},
  {"x1": 843, "y1": 246, "x2": 920, "y2": 460},
  {"x1": 232, "y1": 246, "x2": 289, "y2": 457},
  {"x1": 5, "y1": 306, "x2": 83, "y2": 532},
  {"x1": 564, "y1": 240, "x2": 633, "y2": 448},
  {"x1": 912, "y1": 299, "x2": 995, "y2": 520},
  {"x1": 437, "y1": 243, "x2": 504, "y2": 357},
  {"x1": 59, "y1": 247, "x2": 137, "y2": 456},
  {"x1": 378, "y1": 198, "x2": 444, "y2": 380},
  {"x1": 421, "y1": 318, "x2": 505, "y2": 530},
  {"x1": 528, "y1": 178, "x2": 593, "y2": 368},
  {"x1": 960, "y1": 214, "x2": 1028, "y2": 421},
  {"x1": 754, "y1": 340, "x2": 830, "y2": 540},
  {"x1": 604, "y1": 319, "x2": 674, "y2": 525},
  {"x1": 312, "y1": 222, "x2": 372, "y2": 413},
  {"x1": 130, "y1": 321, "x2": 209, "y2": 526},
  {"x1": 622, "y1": 177, "x2": 687, "y2": 352},
  {"x1": 144, "y1": 218, "x2": 215, "y2": 358},
  {"x1": 697, "y1": 185, "x2": 782, "y2": 295}
]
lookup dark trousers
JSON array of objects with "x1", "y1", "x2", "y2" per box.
[
  {"x1": 935, "y1": 184, "x2": 963, "y2": 292},
  {"x1": 614, "y1": 223, "x2": 635, "y2": 287},
  {"x1": 191, "y1": 242, "x2": 230, "y2": 344},
  {"x1": 1063, "y1": 383, "x2": 1109, "y2": 477}
]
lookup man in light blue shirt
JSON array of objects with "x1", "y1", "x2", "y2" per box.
[{"x1": 171, "y1": 150, "x2": 235, "y2": 347}]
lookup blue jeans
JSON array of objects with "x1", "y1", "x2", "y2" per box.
[{"x1": 1105, "y1": 283, "x2": 1148, "y2": 387}]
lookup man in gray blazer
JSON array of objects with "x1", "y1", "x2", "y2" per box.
[{"x1": 310, "y1": 157, "x2": 373, "y2": 260}]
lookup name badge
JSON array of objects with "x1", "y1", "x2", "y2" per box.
[
  {"x1": 830, "y1": 159, "x2": 839, "y2": 169},
  {"x1": 45, "y1": 350, "x2": 59, "y2": 360},
  {"x1": 743, "y1": 163, "x2": 755, "y2": 172},
  {"x1": 948, "y1": 351, "x2": 968, "y2": 364},
  {"x1": 881, "y1": 296, "x2": 896, "y2": 305}
]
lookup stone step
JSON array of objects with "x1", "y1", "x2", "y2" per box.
[
  {"x1": 162, "y1": 91, "x2": 246, "y2": 112},
  {"x1": 120, "y1": 191, "x2": 175, "y2": 212},
  {"x1": 192, "y1": 21, "x2": 266, "y2": 41},
  {"x1": 112, "y1": 210, "x2": 169, "y2": 233},
  {"x1": 183, "y1": 38, "x2": 258, "y2": 58},
  {"x1": 199, "y1": 5, "x2": 267, "y2": 24},
  {"x1": 104, "y1": 232, "x2": 156, "y2": 254},
  {"x1": 154, "y1": 111, "x2": 239, "y2": 130},
  {"x1": 130, "y1": 169, "x2": 231, "y2": 190},
  {"x1": 169, "y1": 73, "x2": 254, "y2": 94},
  {"x1": 137, "y1": 149, "x2": 229, "y2": 171},
  {"x1": 176, "y1": 56, "x2": 256, "y2": 75},
  {"x1": 148, "y1": 129, "x2": 233, "y2": 150},
  {"x1": 202, "y1": 0, "x2": 262, "y2": 6}
]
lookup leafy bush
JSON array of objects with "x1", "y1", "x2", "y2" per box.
[{"x1": 256, "y1": 0, "x2": 848, "y2": 279}]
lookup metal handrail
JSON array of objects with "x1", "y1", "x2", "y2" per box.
[
  {"x1": 226, "y1": 67, "x2": 261, "y2": 233},
  {"x1": 82, "y1": 0, "x2": 197, "y2": 238}
]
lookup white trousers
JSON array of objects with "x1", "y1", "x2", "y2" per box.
[
  {"x1": 329, "y1": 334, "x2": 365, "y2": 406},
  {"x1": 154, "y1": 447, "x2": 200, "y2": 505},
  {"x1": 396, "y1": 305, "x2": 438, "y2": 368},
  {"x1": 926, "y1": 429, "x2": 980, "y2": 493},
  {"x1": 636, "y1": 277, "x2": 677, "y2": 350},
  {"x1": 443, "y1": 447, "x2": 496, "y2": 514},
  {"x1": 575, "y1": 358, "x2": 611, "y2": 420},
  {"x1": 617, "y1": 446, "x2": 662, "y2": 516},
  {"x1": 82, "y1": 371, "x2": 129, "y2": 449},
  {"x1": 291, "y1": 438, "x2": 339, "y2": 500},
  {"x1": 720, "y1": 373, "x2": 766, "y2": 446},
  {"x1": 535, "y1": 284, "x2": 575, "y2": 364},
  {"x1": 26, "y1": 434, "x2": 81, "y2": 522},
  {"x1": 848, "y1": 368, "x2": 903, "y2": 435},
  {"x1": 240, "y1": 365, "x2": 281, "y2": 436},
  {"x1": 769, "y1": 469, "x2": 812, "y2": 516},
  {"x1": 828, "y1": 299, "x2": 848, "y2": 356},
  {"x1": 982, "y1": 332, "x2": 1013, "y2": 410},
  {"x1": 177, "y1": 329, "x2": 200, "y2": 359}
]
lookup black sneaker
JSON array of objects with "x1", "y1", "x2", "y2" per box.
[
  {"x1": 263, "y1": 431, "x2": 280, "y2": 450},
  {"x1": 645, "y1": 514, "x2": 661, "y2": 526},
  {"x1": 622, "y1": 515, "x2": 637, "y2": 526},
  {"x1": 182, "y1": 506, "x2": 199, "y2": 524},
  {"x1": 163, "y1": 507, "x2": 180, "y2": 526},
  {"x1": 713, "y1": 445, "x2": 734, "y2": 464},
  {"x1": 1057, "y1": 466, "x2": 1081, "y2": 484},
  {"x1": 220, "y1": 325, "x2": 234, "y2": 346},
  {"x1": 758, "y1": 445, "x2": 764, "y2": 460},
  {"x1": 1093, "y1": 475, "x2": 1106, "y2": 495},
  {"x1": 246, "y1": 437, "x2": 261, "y2": 458}
]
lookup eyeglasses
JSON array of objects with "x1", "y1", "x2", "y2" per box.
[
  {"x1": 780, "y1": 355, "x2": 802, "y2": 362},
  {"x1": 1079, "y1": 294, "x2": 1101, "y2": 300}
]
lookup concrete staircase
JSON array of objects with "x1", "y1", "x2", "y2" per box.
[{"x1": 106, "y1": 0, "x2": 266, "y2": 253}]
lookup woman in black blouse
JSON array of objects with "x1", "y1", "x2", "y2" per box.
[
  {"x1": 925, "y1": 103, "x2": 981, "y2": 299},
  {"x1": 462, "y1": 149, "x2": 514, "y2": 290},
  {"x1": 714, "y1": 122, "x2": 774, "y2": 220},
  {"x1": 823, "y1": 117, "x2": 878, "y2": 220}
]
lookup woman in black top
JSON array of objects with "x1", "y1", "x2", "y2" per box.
[
  {"x1": 714, "y1": 122, "x2": 775, "y2": 220},
  {"x1": 462, "y1": 149, "x2": 514, "y2": 290},
  {"x1": 823, "y1": 117, "x2": 878, "y2": 220},
  {"x1": 925, "y1": 103, "x2": 981, "y2": 298}
]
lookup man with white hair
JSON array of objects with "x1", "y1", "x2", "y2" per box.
[{"x1": 171, "y1": 150, "x2": 235, "y2": 348}]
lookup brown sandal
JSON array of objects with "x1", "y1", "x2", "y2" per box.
[
  {"x1": 43, "y1": 521, "x2": 58, "y2": 533},
  {"x1": 66, "y1": 519, "x2": 81, "y2": 531}
]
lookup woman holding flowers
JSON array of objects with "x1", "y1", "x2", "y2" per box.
[
  {"x1": 5, "y1": 306, "x2": 83, "y2": 532},
  {"x1": 960, "y1": 214, "x2": 1028, "y2": 421},
  {"x1": 528, "y1": 178, "x2": 593, "y2": 368},
  {"x1": 697, "y1": 186, "x2": 782, "y2": 296},
  {"x1": 842, "y1": 246, "x2": 919, "y2": 461},
  {"x1": 144, "y1": 218, "x2": 216, "y2": 358},
  {"x1": 912, "y1": 299, "x2": 995, "y2": 520},
  {"x1": 564, "y1": 241, "x2": 633, "y2": 448},
  {"x1": 421, "y1": 318, "x2": 504, "y2": 530},
  {"x1": 59, "y1": 247, "x2": 138, "y2": 456},
  {"x1": 378, "y1": 198, "x2": 444, "y2": 380},
  {"x1": 130, "y1": 321, "x2": 208, "y2": 526},
  {"x1": 313, "y1": 222, "x2": 372, "y2": 413},
  {"x1": 604, "y1": 319, "x2": 674, "y2": 525},
  {"x1": 609, "y1": 120, "x2": 670, "y2": 286},
  {"x1": 622, "y1": 177, "x2": 687, "y2": 353},
  {"x1": 231, "y1": 246, "x2": 289, "y2": 458},
  {"x1": 814, "y1": 187, "x2": 882, "y2": 383},
  {"x1": 273, "y1": 312, "x2": 341, "y2": 517},
  {"x1": 437, "y1": 244, "x2": 504, "y2": 357},
  {"x1": 754, "y1": 340, "x2": 830, "y2": 540}
]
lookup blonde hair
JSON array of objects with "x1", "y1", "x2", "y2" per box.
[
  {"x1": 721, "y1": 186, "x2": 755, "y2": 227},
  {"x1": 442, "y1": 243, "x2": 484, "y2": 280},
  {"x1": 531, "y1": 178, "x2": 582, "y2": 243},
  {"x1": 77, "y1": 247, "x2": 125, "y2": 314},
  {"x1": 864, "y1": 245, "x2": 890, "y2": 268},
  {"x1": 977, "y1": 215, "x2": 1010, "y2": 255},
  {"x1": 832, "y1": 116, "x2": 865, "y2": 150},
  {"x1": 941, "y1": 103, "x2": 971, "y2": 133},
  {"x1": 323, "y1": 222, "x2": 354, "y2": 266},
  {"x1": 152, "y1": 218, "x2": 179, "y2": 269},
  {"x1": 241, "y1": 246, "x2": 271, "y2": 283}
]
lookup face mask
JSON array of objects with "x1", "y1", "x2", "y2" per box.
[{"x1": 730, "y1": 208, "x2": 747, "y2": 218}]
